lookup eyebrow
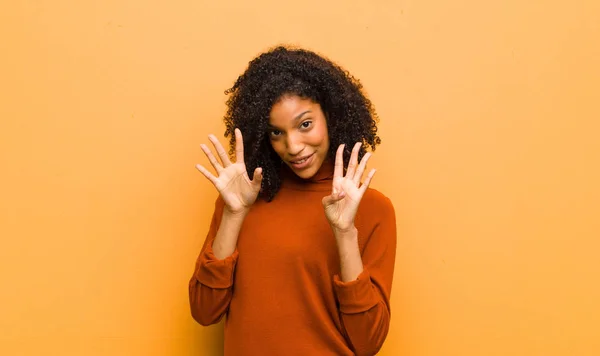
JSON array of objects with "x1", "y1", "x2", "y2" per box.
[{"x1": 267, "y1": 110, "x2": 312, "y2": 129}]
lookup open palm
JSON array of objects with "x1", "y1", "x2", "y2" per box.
[
  {"x1": 196, "y1": 128, "x2": 263, "y2": 214},
  {"x1": 322, "y1": 142, "x2": 376, "y2": 231}
]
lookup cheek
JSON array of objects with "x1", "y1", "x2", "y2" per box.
[
  {"x1": 270, "y1": 140, "x2": 286, "y2": 158},
  {"x1": 313, "y1": 123, "x2": 329, "y2": 148}
]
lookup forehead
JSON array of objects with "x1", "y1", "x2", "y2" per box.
[{"x1": 269, "y1": 95, "x2": 321, "y2": 126}]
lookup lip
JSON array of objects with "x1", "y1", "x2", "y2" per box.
[{"x1": 289, "y1": 153, "x2": 315, "y2": 170}]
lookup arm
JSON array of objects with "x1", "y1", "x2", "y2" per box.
[
  {"x1": 189, "y1": 128, "x2": 262, "y2": 326},
  {"x1": 333, "y1": 197, "x2": 397, "y2": 356},
  {"x1": 322, "y1": 143, "x2": 397, "y2": 355},
  {"x1": 188, "y1": 197, "x2": 245, "y2": 326},
  {"x1": 334, "y1": 226, "x2": 363, "y2": 282}
]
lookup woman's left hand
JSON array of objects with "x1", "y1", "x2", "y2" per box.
[{"x1": 322, "y1": 142, "x2": 376, "y2": 232}]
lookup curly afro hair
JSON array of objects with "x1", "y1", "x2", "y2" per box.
[{"x1": 223, "y1": 45, "x2": 381, "y2": 202}]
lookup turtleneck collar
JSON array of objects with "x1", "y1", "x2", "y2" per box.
[{"x1": 280, "y1": 157, "x2": 334, "y2": 191}]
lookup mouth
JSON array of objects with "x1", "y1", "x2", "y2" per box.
[{"x1": 289, "y1": 153, "x2": 315, "y2": 169}]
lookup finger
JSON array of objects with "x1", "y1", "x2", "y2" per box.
[
  {"x1": 330, "y1": 182, "x2": 346, "y2": 198},
  {"x1": 334, "y1": 144, "x2": 345, "y2": 179},
  {"x1": 235, "y1": 128, "x2": 245, "y2": 164},
  {"x1": 200, "y1": 144, "x2": 223, "y2": 174},
  {"x1": 195, "y1": 164, "x2": 219, "y2": 186},
  {"x1": 251, "y1": 167, "x2": 263, "y2": 190},
  {"x1": 345, "y1": 142, "x2": 362, "y2": 179},
  {"x1": 208, "y1": 134, "x2": 232, "y2": 167},
  {"x1": 322, "y1": 191, "x2": 345, "y2": 207},
  {"x1": 331, "y1": 184, "x2": 345, "y2": 197},
  {"x1": 359, "y1": 168, "x2": 376, "y2": 194},
  {"x1": 353, "y1": 152, "x2": 372, "y2": 185}
]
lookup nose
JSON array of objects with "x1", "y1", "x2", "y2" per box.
[{"x1": 286, "y1": 132, "x2": 305, "y2": 157}]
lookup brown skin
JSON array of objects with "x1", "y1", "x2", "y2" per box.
[
  {"x1": 268, "y1": 95, "x2": 376, "y2": 282},
  {"x1": 197, "y1": 95, "x2": 376, "y2": 280},
  {"x1": 268, "y1": 95, "x2": 330, "y2": 179}
]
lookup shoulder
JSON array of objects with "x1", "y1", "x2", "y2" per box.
[
  {"x1": 355, "y1": 188, "x2": 397, "y2": 252},
  {"x1": 355, "y1": 188, "x2": 396, "y2": 234},
  {"x1": 360, "y1": 188, "x2": 395, "y2": 218}
]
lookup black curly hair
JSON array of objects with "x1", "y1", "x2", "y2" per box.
[{"x1": 223, "y1": 45, "x2": 381, "y2": 202}]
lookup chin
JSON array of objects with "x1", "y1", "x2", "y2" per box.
[
  {"x1": 296, "y1": 170, "x2": 316, "y2": 179},
  {"x1": 289, "y1": 164, "x2": 318, "y2": 179}
]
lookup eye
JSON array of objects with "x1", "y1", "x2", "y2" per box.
[
  {"x1": 270, "y1": 129, "x2": 282, "y2": 137},
  {"x1": 300, "y1": 121, "x2": 312, "y2": 129}
]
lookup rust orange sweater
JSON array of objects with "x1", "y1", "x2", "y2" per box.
[{"x1": 189, "y1": 161, "x2": 397, "y2": 355}]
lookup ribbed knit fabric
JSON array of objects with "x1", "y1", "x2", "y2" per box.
[{"x1": 189, "y1": 160, "x2": 397, "y2": 356}]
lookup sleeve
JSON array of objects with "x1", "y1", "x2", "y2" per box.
[
  {"x1": 188, "y1": 196, "x2": 239, "y2": 326},
  {"x1": 333, "y1": 194, "x2": 397, "y2": 356}
]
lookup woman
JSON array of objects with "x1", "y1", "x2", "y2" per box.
[{"x1": 189, "y1": 46, "x2": 397, "y2": 356}]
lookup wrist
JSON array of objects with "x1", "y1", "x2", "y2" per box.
[
  {"x1": 222, "y1": 207, "x2": 250, "y2": 221},
  {"x1": 213, "y1": 209, "x2": 247, "y2": 260},
  {"x1": 332, "y1": 224, "x2": 357, "y2": 239},
  {"x1": 333, "y1": 226, "x2": 363, "y2": 282}
]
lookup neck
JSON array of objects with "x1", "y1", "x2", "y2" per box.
[{"x1": 280, "y1": 157, "x2": 334, "y2": 191}]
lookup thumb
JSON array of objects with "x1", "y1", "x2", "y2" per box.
[
  {"x1": 322, "y1": 190, "x2": 345, "y2": 207},
  {"x1": 251, "y1": 167, "x2": 263, "y2": 188}
]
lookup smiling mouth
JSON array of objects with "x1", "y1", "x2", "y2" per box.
[{"x1": 290, "y1": 154, "x2": 313, "y2": 164}]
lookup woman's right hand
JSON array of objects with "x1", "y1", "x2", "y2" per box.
[{"x1": 196, "y1": 128, "x2": 263, "y2": 215}]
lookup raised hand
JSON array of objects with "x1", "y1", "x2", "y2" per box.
[
  {"x1": 322, "y1": 142, "x2": 376, "y2": 232},
  {"x1": 196, "y1": 128, "x2": 263, "y2": 215}
]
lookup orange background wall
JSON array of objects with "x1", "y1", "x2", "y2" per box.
[{"x1": 1, "y1": 0, "x2": 599, "y2": 355}]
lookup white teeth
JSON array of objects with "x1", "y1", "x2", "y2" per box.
[{"x1": 293, "y1": 157, "x2": 308, "y2": 164}]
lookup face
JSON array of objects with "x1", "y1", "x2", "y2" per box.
[{"x1": 268, "y1": 95, "x2": 330, "y2": 179}]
